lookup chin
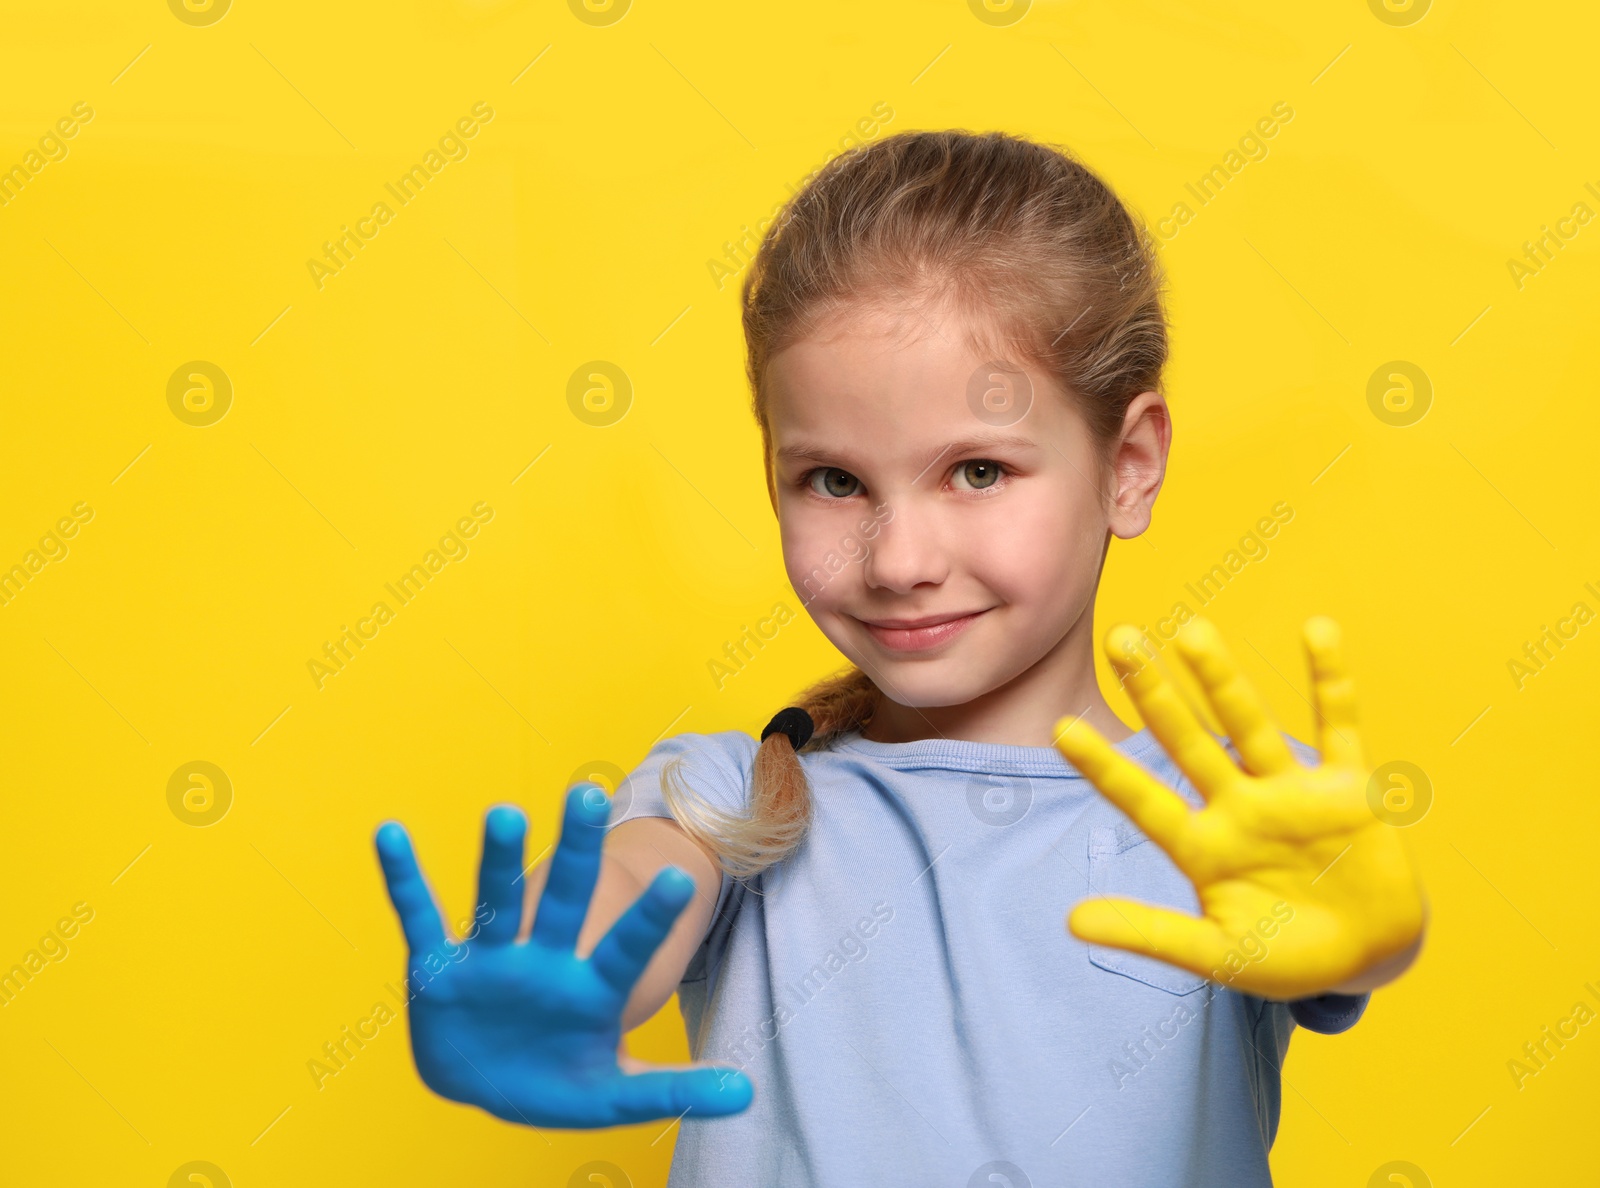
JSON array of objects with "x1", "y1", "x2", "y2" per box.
[{"x1": 848, "y1": 651, "x2": 1004, "y2": 709}]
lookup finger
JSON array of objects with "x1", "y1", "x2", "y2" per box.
[
  {"x1": 587, "y1": 866, "x2": 696, "y2": 997},
  {"x1": 1172, "y1": 616, "x2": 1296, "y2": 777},
  {"x1": 1068, "y1": 897, "x2": 1228, "y2": 978},
  {"x1": 1304, "y1": 616, "x2": 1363, "y2": 769},
  {"x1": 1103, "y1": 624, "x2": 1239, "y2": 799},
  {"x1": 473, "y1": 804, "x2": 528, "y2": 946},
  {"x1": 605, "y1": 1066, "x2": 754, "y2": 1124},
  {"x1": 374, "y1": 821, "x2": 448, "y2": 954},
  {"x1": 1053, "y1": 713, "x2": 1195, "y2": 856},
  {"x1": 529, "y1": 783, "x2": 612, "y2": 954},
  {"x1": 619, "y1": 1052, "x2": 714, "y2": 1076}
]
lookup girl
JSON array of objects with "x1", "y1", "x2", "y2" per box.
[{"x1": 375, "y1": 130, "x2": 1427, "y2": 1186}]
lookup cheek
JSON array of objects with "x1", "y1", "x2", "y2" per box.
[
  {"x1": 780, "y1": 513, "x2": 850, "y2": 601},
  {"x1": 972, "y1": 496, "x2": 1088, "y2": 604}
]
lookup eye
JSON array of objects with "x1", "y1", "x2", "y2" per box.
[
  {"x1": 950, "y1": 459, "x2": 1004, "y2": 492},
  {"x1": 807, "y1": 467, "x2": 863, "y2": 499}
]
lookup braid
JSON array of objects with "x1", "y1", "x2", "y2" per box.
[
  {"x1": 792, "y1": 665, "x2": 880, "y2": 749},
  {"x1": 660, "y1": 667, "x2": 879, "y2": 878}
]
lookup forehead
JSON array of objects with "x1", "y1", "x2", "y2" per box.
[{"x1": 763, "y1": 301, "x2": 1065, "y2": 449}]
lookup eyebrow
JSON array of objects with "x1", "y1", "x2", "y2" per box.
[{"x1": 774, "y1": 431, "x2": 1042, "y2": 473}]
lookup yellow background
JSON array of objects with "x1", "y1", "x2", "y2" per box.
[{"x1": 1, "y1": 0, "x2": 1594, "y2": 1184}]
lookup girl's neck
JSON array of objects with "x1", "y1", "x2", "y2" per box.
[{"x1": 860, "y1": 695, "x2": 1133, "y2": 748}]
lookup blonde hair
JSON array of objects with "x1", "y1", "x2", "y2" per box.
[{"x1": 663, "y1": 128, "x2": 1169, "y2": 879}]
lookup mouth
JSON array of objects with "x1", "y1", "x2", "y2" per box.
[{"x1": 857, "y1": 609, "x2": 991, "y2": 653}]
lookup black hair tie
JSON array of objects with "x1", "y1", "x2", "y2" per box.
[{"x1": 761, "y1": 706, "x2": 814, "y2": 751}]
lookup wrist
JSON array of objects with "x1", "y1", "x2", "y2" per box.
[{"x1": 1340, "y1": 895, "x2": 1430, "y2": 993}]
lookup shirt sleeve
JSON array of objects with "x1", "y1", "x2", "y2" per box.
[
  {"x1": 606, "y1": 729, "x2": 758, "y2": 830},
  {"x1": 1287, "y1": 991, "x2": 1370, "y2": 1034},
  {"x1": 1245, "y1": 987, "x2": 1371, "y2": 1143}
]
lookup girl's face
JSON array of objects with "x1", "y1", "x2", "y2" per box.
[{"x1": 763, "y1": 300, "x2": 1166, "y2": 726}]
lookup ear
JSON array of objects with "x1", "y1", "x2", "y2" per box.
[{"x1": 1106, "y1": 391, "x2": 1171, "y2": 540}]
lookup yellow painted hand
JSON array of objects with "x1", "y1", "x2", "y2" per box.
[{"x1": 1054, "y1": 615, "x2": 1426, "y2": 1000}]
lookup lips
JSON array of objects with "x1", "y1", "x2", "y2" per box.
[{"x1": 859, "y1": 609, "x2": 989, "y2": 653}]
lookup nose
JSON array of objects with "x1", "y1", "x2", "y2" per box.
[{"x1": 862, "y1": 497, "x2": 949, "y2": 595}]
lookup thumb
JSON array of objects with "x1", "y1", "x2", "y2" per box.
[
  {"x1": 605, "y1": 1066, "x2": 754, "y2": 1125},
  {"x1": 1069, "y1": 897, "x2": 1225, "y2": 977},
  {"x1": 617, "y1": 1052, "x2": 706, "y2": 1076}
]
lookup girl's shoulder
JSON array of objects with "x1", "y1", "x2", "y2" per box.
[
  {"x1": 612, "y1": 729, "x2": 761, "y2": 824},
  {"x1": 657, "y1": 728, "x2": 762, "y2": 777}
]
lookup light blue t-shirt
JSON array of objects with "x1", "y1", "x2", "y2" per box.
[{"x1": 607, "y1": 725, "x2": 1368, "y2": 1187}]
